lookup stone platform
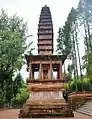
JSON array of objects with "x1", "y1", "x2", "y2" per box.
[
  {"x1": 0, "y1": 109, "x2": 92, "y2": 119},
  {"x1": 19, "y1": 99, "x2": 74, "y2": 118}
]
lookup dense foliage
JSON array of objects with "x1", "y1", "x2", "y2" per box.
[
  {"x1": 65, "y1": 77, "x2": 92, "y2": 93},
  {"x1": 0, "y1": 9, "x2": 32, "y2": 107},
  {"x1": 12, "y1": 82, "x2": 29, "y2": 107},
  {"x1": 57, "y1": 0, "x2": 92, "y2": 92}
]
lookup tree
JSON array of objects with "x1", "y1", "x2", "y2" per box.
[
  {"x1": 12, "y1": 83, "x2": 29, "y2": 107},
  {"x1": 78, "y1": 0, "x2": 92, "y2": 82},
  {"x1": 0, "y1": 9, "x2": 33, "y2": 106},
  {"x1": 13, "y1": 73, "x2": 23, "y2": 98},
  {"x1": 67, "y1": 64, "x2": 74, "y2": 79},
  {"x1": 56, "y1": 8, "x2": 84, "y2": 91},
  {"x1": 56, "y1": 28, "x2": 64, "y2": 55}
]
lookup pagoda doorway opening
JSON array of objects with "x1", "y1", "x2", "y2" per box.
[
  {"x1": 42, "y1": 64, "x2": 49, "y2": 79},
  {"x1": 53, "y1": 71, "x2": 57, "y2": 80},
  {"x1": 53, "y1": 64, "x2": 60, "y2": 80},
  {"x1": 33, "y1": 64, "x2": 39, "y2": 80},
  {"x1": 34, "y1": 71, "x2": 39, "y2": 80}
]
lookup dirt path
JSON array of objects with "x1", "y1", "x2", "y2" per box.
[{"x1": 0, "y1": 109, "x2": 92, "y2": 119}]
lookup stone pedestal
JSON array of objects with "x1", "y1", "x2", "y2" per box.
[
  {"x1": 19, "y1": 99, "x2": 74, "y2": 118},
  {"x1": 19, "y1": 80, "x2": 74, "y2": 118}
]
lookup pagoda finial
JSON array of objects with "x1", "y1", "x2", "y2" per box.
[{"x1": 44, "y1": 4, "x2": 47, "y2": 7}]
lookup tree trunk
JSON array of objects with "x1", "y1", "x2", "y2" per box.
[
  {"x1": 75, "y1": 27, "x2": 84, "y2": 90},
  {"x1": 73, "y1": 31, "x2": 79, "y2": 79}
]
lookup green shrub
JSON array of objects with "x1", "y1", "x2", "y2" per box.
[
  {"x1": 12, "y1": 84, "x2": 29, "y2": 107},
  {"x1": 66, "y1": 77, "x2": 92, "y2": 93}
]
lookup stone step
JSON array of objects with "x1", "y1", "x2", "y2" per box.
[
  {"x1": 19, "y1": 112, "x2": 74, "y2": 118},
  {"x1": 76, "y1": 100, "x2": 92, "y2": 116}
]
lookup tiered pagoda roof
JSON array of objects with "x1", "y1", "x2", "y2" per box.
[{"x1": 38, "y1": 5, "x2": 53, "y2": 55}]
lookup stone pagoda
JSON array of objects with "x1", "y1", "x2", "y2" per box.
[{"x1": 19, "y1": 5, "x2": 74, "y2": 118}]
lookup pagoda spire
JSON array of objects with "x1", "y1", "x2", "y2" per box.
[{"x1": 38, "y1": 5, "x2": 53, "y2": 55}]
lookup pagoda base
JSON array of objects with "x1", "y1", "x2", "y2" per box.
[{"x1": 19, "y1": 99, "x2": 74, "y2": 118}]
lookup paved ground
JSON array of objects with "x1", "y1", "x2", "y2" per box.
[{"x1": 0, "y1": 109, "x2": 92, "y2": 119}]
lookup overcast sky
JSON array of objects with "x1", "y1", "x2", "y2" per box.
[{"x1": 0, "y1": 0, "x2": 80, "y2": 79}]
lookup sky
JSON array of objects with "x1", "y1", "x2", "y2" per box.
[{"x1": 0, "y1": 0, "x2": 81, "y2": 80}]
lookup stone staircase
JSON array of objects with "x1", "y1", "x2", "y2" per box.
[{"x1": 76, "y1": 100, "x2": 92, "y2": 116}]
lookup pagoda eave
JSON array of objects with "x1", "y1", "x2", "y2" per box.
[
  {"x1": 27, "y1": 79, "x2": 65, "y2": 83},
  {"x1": 29, "y1": 88, "x2": 65, "y2": 92},
  {"x1": 25, "y1": 54, "x2": 67, "y2": 66}
]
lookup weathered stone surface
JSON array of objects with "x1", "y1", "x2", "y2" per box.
[
  {"x1": 1, "y1": 109, "x2": 92, "y2": 119},
  {"x1": 76, "y1": 100, "x2": 92, "y2": 116},
  {"x1": 68, "y1": 91, "x2": 92, "y2": 110},
  {"x1": 28, "y1": 81, "x2": 64, "y2": 92},
  {"x1": 19, "y1": 98, "x2": 74, "y2": 118}
]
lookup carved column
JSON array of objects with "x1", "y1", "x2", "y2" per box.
[
  {"x1": 57, "y1": 69, "x2": 59, "y2": 80},
  {"x1": 39, "y1": 61, "x2": 42, "y2": 80},
  {"x1": 49, "y1": 61, "x2": 52, "y2": 79},
  {"x1": 59, "y1": 61, "x2": 62, "y2": 80},
  {"x1": 29, "y1": 62, "x2": 33, "y2": 80}
]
